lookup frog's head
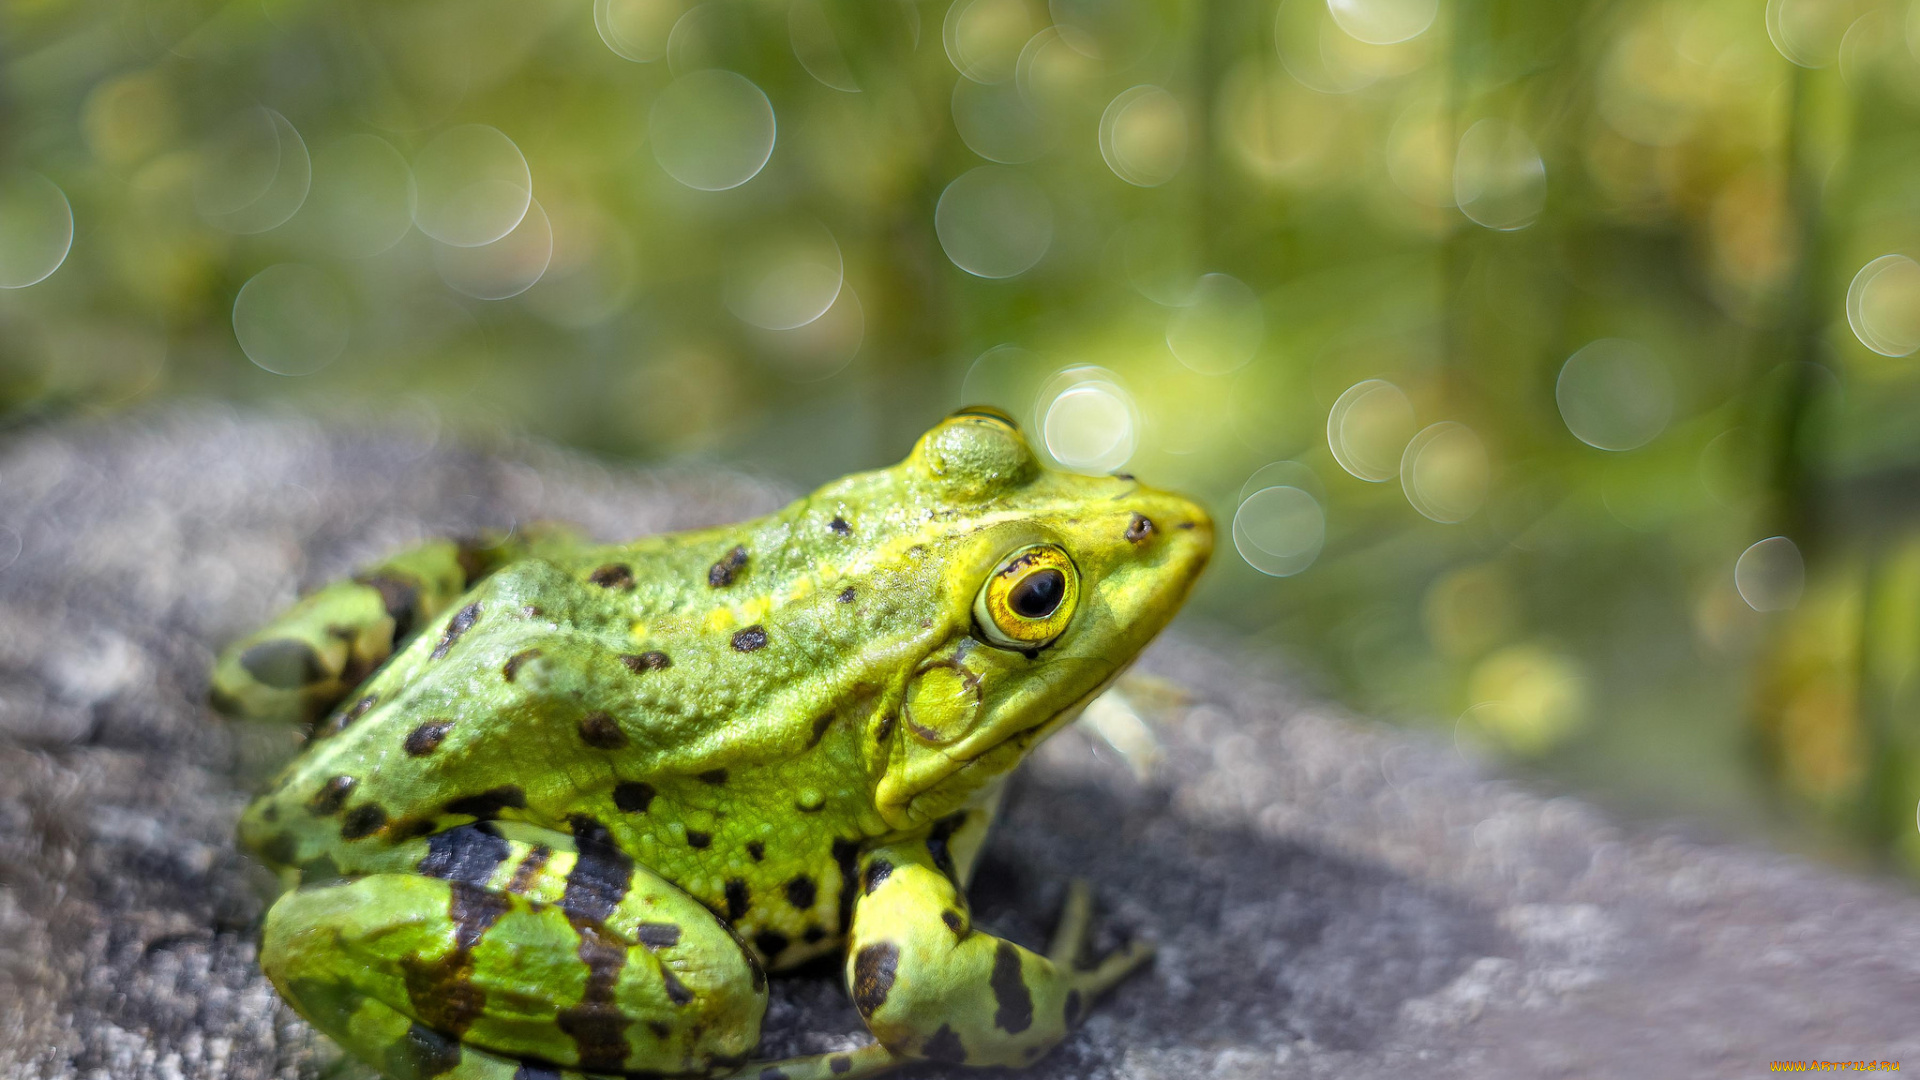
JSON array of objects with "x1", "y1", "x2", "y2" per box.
[{"x1": 861, "y1": 408, "x2": 1212, "y2": 830}]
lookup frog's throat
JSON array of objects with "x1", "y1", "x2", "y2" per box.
[{"x1": 874, "y1": 656, "x2": 1127, "y2": 831}]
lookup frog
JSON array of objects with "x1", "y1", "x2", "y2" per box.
[{"x1": 212, "y1": 408, "x2": 1213, "y2": 1080}]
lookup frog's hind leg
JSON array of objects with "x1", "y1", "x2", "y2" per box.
[
  {"x1": 260, "y1": 837, "x2": 764, "y2": 1080},
  {"x1": 212, "y1": 526, "x2": 582, "y2": 726}
]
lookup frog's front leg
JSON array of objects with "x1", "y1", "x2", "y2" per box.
[
  {"x1": 757, "y1": 838, "x2": 1150, "y2": 1080},
  {"x1": 211, "y1": 526, "x2": 581, "y2": 726},
  {"x1": 261, "y1": 828, "x2": 764, "y2": 1079}
]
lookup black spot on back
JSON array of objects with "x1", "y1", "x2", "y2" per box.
[
  {"x1": 731, "y1": 625, "x2": 768, "y2": 652},
  {"x1": 723, "y1": 878, "x2": 750, "y2": 921},
  {"x1": 990, "y1": 941, "x2": 1034, "y2": 1033},
  {"x1": 612, "y1": 781, "x2": 656, "y2": 813},
  {"x1": 851, "y1": 942, "x2": 898, "y2": 1017},
  {"x1": 561, "y1": 815, "x2": 634, "y2": 924},
  {"x1": 307, "y1": 775, "x2": 356, "y2": 816},
  {"x1": 337, "y1": 694, "x2": 377, "y2": 730},
  {"x1": 803, "y1": 926, "x2": 826, "y2": 944},
  {"x1": 578, "y1": 711, "x2": 628, "y2": 749},
  {"x1": 444, "y1": 786, "x2": 526, "y2": 820},
  {"x1": 619, "y1": 651, "x2": 671, "y2": 673},
  {"x1": 746, "y1": 840, "x2": 765, "y2": 861},
  {"x1": 786, "y1": 875, "x2": 817, "y2": 909},
  {"x1": 922, "y1": 1026, "x2": 966, "y2": 1064},
  {"x1": 661, "y1": 968, "x2": 694, "y2": 1005},
  {"x1": 830, "y1": 1055, "x2": 851, "y2": 1074},
  {"x1": 863, "y1": 859, "x2": 893, "y2": 895},
  {"x1": 829, "y1": 517, "x2": 852, "y2": 535},
  {"x1": 404, "y1": 720, "x2": 454, "y2": 757},
  {"x1": 240, "y1": 639, "x2": 325, "y2": 689},
  {"x1": 685, "y1": 830, "x2": 712, "y2": 849},
  {"x1": 419, "y1": 823, "x2": 510, "y2": 887},
  {"x1": 636, "y1": 922, "x2": 681, "y2": 949},
  {"x1": 942, "y1": 909, "x2": 968, "y2": 938},
  {"x1": 708, "y1": 545, "x2": 749, "y2": 587},
  {"x1": 502, "y1": 648, "x2": 542, "y2": 681},
  {"x1": 430, "y1": 603, "x2": 481, "y2": 660},
  {"x1": 588, "y1": 563, "x2": 635, "y2": 590},
  {"x1": 447, "y1": 879, "x2": 511, "y2": 950},
  {"x1": 755, "y1": 929, "x2": 788, "y2": 958},
  {"x1": 697, "y1": 768, "x2": 728, "y2": 785},
  {"x1": 340, "y1": 803, "x2": 387, "y2": 840},
  {"x1": 514, "y1": 1065, "x2": 563, "y2": 1080}
]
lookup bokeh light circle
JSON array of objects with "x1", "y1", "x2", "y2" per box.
[
  {"x1": 725, "y1": 220, "x2": 844, "y2": 331},
  {"x1": 1400, "y1": 421, "x2": 1489, "y2": 523},
  {"x1": 755, "y1": 280, "x2": 864, "y2": 382},
  {"x1": 1039, "y1": 367, "x2": 1137, "y2": 473},
  {"x1": 960, "y1": 343, "x2": 1048, "y2": 419},
  {"x1": 1555, "y1": 339, "x2": 1674, "y2": 451},
  {"x1": 525, "y1": 204, "x2": 639, "y2": 328},
  {"x1": 306, "y1": 134, "x2": 416, "y2": 259},
  {"x1": 943, "y1": 0, "x2": 1038, "y2": 84},
  {"x1": 1098, "y1": 86, "x2": 1188, "y2": 188},
  {"x1": 595, "y1": 0, "x2": 680, "y2": 62},
  {"x1": 1766, "y1": 0, "x2": 1847, "y2": 68},
  {"x1": 1166, "y1": 273, "x2": 1263, "y2": 375},
  {"x1": 232, "y1": 264, "x2": 352, "y2": 376},
  {"x1": 1735, "y1": 536, "x2": 1805, "y2": 612},
  {"x1": 952, "y1": 78, "x2": 1051, "y2": 164},
  {"x1": 1846, "y1": 254, "x2": 1920, "y2": 357},
  {"x1": 650, "y1": 70, "x2": 777, "y2": 191},
  {"x1": 1453, "y1": 118, "x2": 1545, "y2": 231},
  {"x1": 0, "y1": 172, "x2": 74, "y2": 289},
  {"x1": 791, "y1": 0, "x2": 861, "y2": 92},
  {"x1": 198, "y1": 107, "x2": 311, "y2": 234},
  {"x1": 412, "y1": 125, "x2": 533, "y2": 247},
  {"x1": 433, "y1": 197, "x2": 554, "y2": 300},
  {"x1": 935, "y1": 166, "x2": 1053, "y2": 279},
  {"x1": 1327, "y1": 379, "x2": 1416, "y2": 482},
  {"x1": 1462, "y1": 645, "x2": 1588, "y2": 755},
  {"x1": 1328, "y1": 0, "x2": 1438, "y2": 46},
  {"x1": 1233, "y1": 485, "x2": 1326, "y2": 577}
]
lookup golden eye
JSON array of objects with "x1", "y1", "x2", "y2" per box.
[{"x1": 973, "y1": 544, "x2": 1078, "y2": 651}]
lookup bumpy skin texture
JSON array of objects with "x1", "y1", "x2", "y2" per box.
[{"x1": 216, "y1": 412, "x2": 1213, "y2": 1080}]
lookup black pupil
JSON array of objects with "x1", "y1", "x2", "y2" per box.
[{"x1": 1009, "y1": 569, "x2": 1065, "y2": 620}]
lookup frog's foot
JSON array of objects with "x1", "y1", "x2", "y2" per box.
[
  {"x1": 740, "y1": 1041, "x2": 901, "y2": 1080},
  {"x1": 261, "y1": 866, "x2": 765, "y2": 1080},
  {"x1": 1048, "y1": 878, "x2": 1154, "y2": 997},
  {"x1": 840, "y1": 843, "x2": 1153, "y2": 1071}
]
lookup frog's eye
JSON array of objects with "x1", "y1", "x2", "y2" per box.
[{"x1": 973, "y1": 544, "x2": 1079, "y2": 651}]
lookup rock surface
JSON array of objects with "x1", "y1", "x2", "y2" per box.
[{"x1": 0, "y1": 410, "x2": 1914, "y2": 1080}]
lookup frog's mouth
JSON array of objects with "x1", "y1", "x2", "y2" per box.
[{"x1": 874, "y1": 655, "x2": 1126, "y2": 831}]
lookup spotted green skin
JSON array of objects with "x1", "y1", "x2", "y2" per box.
[{"x1": 218, "y1": 414, "x2": 1213, "y2": 1080}]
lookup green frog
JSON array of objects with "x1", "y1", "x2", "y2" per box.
[{"x1": 213, "y1": 409, "x2": 1212, "y2": 1080}]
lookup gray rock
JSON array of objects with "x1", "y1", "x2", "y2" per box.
[{"x1": 0, "y1": 409, "x2": 1912, "y2": 1080}]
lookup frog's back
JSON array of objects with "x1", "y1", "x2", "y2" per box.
[{"x1": 239, "y1": 512, "x2": 910, "y2": 966}]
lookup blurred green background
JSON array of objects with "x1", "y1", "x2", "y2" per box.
[{"x1": 3, "y1": 0, "x2": 1920, "y2": 871}]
